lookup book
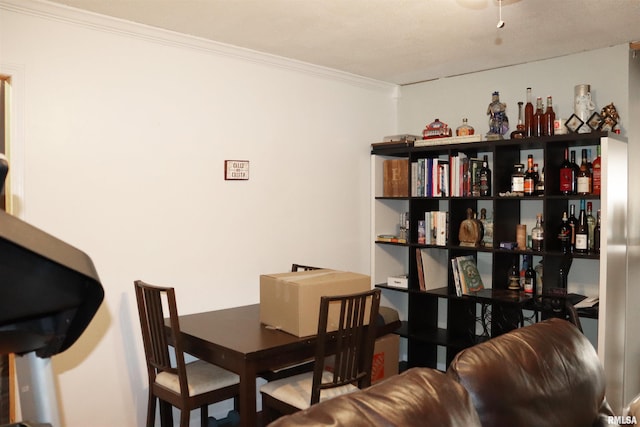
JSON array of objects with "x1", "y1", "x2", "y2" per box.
[
  {"x1": 416, "y1": 248, "x2": 448, "y2": 291},
  {"x1": 456, "y1": 256, "x2": 484, "y2": 294},
  {"x1": 416, "y1": 248, "x2": 426, "y2": 291},
  {"x1": 451, "y1": 257, "x2": 462, "y2": 297},
  {"x1": 414, "y1": 134, "x2": 481, "y2": 147},
  {"x1": 383, "y1": 159, "x2": 409, "y2": 197}
]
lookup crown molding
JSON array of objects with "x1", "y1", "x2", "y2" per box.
[{"x1": 0, "y1": 0, "x2": 397, "y2": 93}]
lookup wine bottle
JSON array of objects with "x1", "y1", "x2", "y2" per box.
[
  {"x1": 587, "y1": 202, "x2": 596, "y2": 252},
  {"x1": 594, "y1": 209, "x2": 601, "y2": 254},
  {"x1": 558, "y1": 211, "x2": 571, "y2": 254},
  {"x1": 479, "y1": 155, "x2": 492, "y2": 196},
  {"x1": 576, "y1": 148, "x2": 592, "y2": 195},
  {"x1": 592, "y1": 145, "x2": 602, "y2": 195},
  {"x1": 523, "y1": 154, "x2": 536, "y2": 196},
  {"x1": 525, "y1": 87, "x2": 534, "y2": 138},
  {"x1": 531, "y1": 213, "x2": 544, "y2": 252},
  {"x1": 524, "y1": 255, "x2": 536, "y2": 295},
  {"x1": 508, "y1": 257, "x2": 521, "y2": 290},
  {"x1": 559, "y1": 148, "x2": 573, "y2": 195},
  {"x1": 520, "y1": 256, "x2": 527, "y2": 290},
  {"x1": 532, "y1": 97, "x2": 544, "y2": 137},
  {"x1": 533, "y1": 163, "x2": 543, "y2": 195},
  {"x1": 568, "y1": 204, "x2": 578, "y2": 252},
  {"x1": 575, "y1": 200, "x2": 588, "y2": 253},
  {"x1": 543, "y1": 95, "x2": 555, "y2": 136},
  {"x1": 570, "y1": 150, "x2": 579, "y2": 194}
]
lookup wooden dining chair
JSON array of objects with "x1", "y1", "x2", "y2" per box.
[
  {"x1": 260, "y1": 288, "x2": 381, "y2": 424},
  {"x1": 134, "y1": 280, "x2": 240, "y2": 427}
]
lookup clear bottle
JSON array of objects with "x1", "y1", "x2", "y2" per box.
[
  {"x1": 456, "y1": 118, "x2": 475, "y2": 136},
  {"x1": 576, "y1": 148, "x2": 592, "y2": 195},
  {"x1": 543, "y1": 96, "x2": 555, "y2": 136},
  {"x1": 592, "y1": 145, "x2": 602, "y2": 195},
  {"x1": 523, "y1": 154, "x2": 536, "y2": 196},
  {"x1": 575, "y1": 200, "x2": 588, "y2": 253},
  {"x1": 532, "y1": 97, "x2": 544, "y2": 137},
  {"x1": 510, "y1": 101, "x2": 526, "y2": 139},
  {"x1": 525, "y1": 87, "x2": 534, "y2": 137},
  {"x1": 511, "y1": 164, "x2": 525, "y2": 196},
  {"x1": 568, "y1": 204, "x2": 578, "y2": 252},
  {"x1": 558, "y1": 211, "x2": 571, "y2": 254},
  {"x1": 479, "y1": 155, "x2": 492, "y2": 196},
  {"x1": 594, "y1": 209, "x2": 601, "y2": 253},
  {"x1": 559, "y1": 148, "x2": 573, "y2": 195},
  {"x1": 531, "y1": 213, "x2": 544, "y2": 252},
  {"x1": 524, "y1": 255, "x2": 536, "y2": 295},
  {"x1": 587, "y1": 202, "x2": 596, "y2": 252}
]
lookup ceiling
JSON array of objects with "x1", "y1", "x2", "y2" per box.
[{"x1": 45, "y1": 0, "x2": 640, "y2": 85}]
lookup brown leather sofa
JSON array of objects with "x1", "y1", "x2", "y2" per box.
[{"x1": 267, "y1": 318, "x2": 616, "y2": 427}]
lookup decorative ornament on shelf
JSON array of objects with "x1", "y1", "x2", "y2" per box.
[
  {"x1": 574, "y1": 84, "x2": 595, "y2": 134},
  {"x1": 600, "y1": 102, "x2": 620, "y2": 133},
  {"x1": 486, "y1": 91, "x2": 509, "y2": 140},
  {"x1": 422, "y1": 118, "x2": 452, "y2": 139}
]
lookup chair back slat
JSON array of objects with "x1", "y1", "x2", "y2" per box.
[{"x1": 311, "y1": 288, "x2": 380, "y2": 404}]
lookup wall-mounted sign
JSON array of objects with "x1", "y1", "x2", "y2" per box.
[{"x1": 224, "y1": 160, "x2": 250, "y2": 180}]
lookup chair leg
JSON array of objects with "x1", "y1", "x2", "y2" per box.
[
  {"x1": 147, "y1": 394, "x2": 156, "y2": 427},
  {"x1": 179, "y1": 409, "x2": 190, "y2": 427},
  {"x1": 160, "y1": 400, "x2": 174, "y2": 427},
  {"x1": 200, "y1": 405, "x2": 209, "y2": 427}
]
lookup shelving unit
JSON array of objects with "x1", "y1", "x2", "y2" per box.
[{"x1": 371, "y1": 131, "x2": 627, "y2": 370}]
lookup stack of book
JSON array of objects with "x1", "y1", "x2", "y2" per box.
[
  {"x1": 417, "y1": 211, "x2": 448, "y2": 246},
  {"x1": 451, "y1": 255, "x2": 484, "y2": 296}
]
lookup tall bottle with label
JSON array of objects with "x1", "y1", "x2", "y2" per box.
[
  {"x1": 558, "y1": 211, "x2": 571, "y2": 254},
  {"x1": 525, "y1": 87, "x2": 534, "y2": 137},
  {"x1": 523, "y1": 154, "x2": 536, "y2": 196},
  {"x1": 524, "y1": 255, "x2": 536, "y2": 295},
  {"x1": 559, "y1": 148, "x2": 573, "y2": 195},
  {"x1": 531, "y1": 213, "x2": 544, "y2": 252},
  {"x1": 479, "y1": 155, "x2": 492, "y2": 196},
  {"x1": 568, "y1": 204, "x2": 578, "y2": 252},
  {"x1": 576, "y1": 148, "x2": 592, "y2": 195},
  {"x1": 587, "y1": 202, "x2": 596, "y2": 252},
  {"x1": 543, "y1": 95, "x2": 555, "y2": 136},
  {"x1": 570, "y1": 150, "x2": 580, "y2": 194},
  {"x1": 532, "y1": 97, "x2": 544, "y2": 137},
  {"x1": 575, "y1": 200, "x2": 588, "y2": 254},
  {"x1": 592, "y1": 145, "x2": 602, "y2": 195}
]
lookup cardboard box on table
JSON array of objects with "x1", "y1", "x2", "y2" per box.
[{"x1": 259, "y1": 269, "x2": 371, "y2": 337}]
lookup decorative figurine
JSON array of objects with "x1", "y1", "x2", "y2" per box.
[
  {"x1": 574, "y1": 84, "x2": 595, "y2": 134},
  {"x1": 486, "y1": 91, "x2": 509, "y2": 140},
  {"x1": 422, "y1": 118, "x2": 452, "y2": 139},
  {"x1": 459, "y1": 208, "x2": 484, "y2": 247},
  {"x1": 600, "y1": 102, "x2": 620, "y2": 133}
]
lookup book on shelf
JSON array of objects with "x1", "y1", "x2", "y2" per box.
[
  {"x1": 423, "y1": 211, "x2": 448, "y2": 245},
  {"x1": 451, "y1": 257, "x2": 462, "y2": 297},
  {"x1": 412, "y1": 158, "x2": 449, "y2": 197},
  {"x1": 376, "y1": 234, "x2": 407, "y2": 244},
  {"x1": 416, "y1": 247, "x2": 448, "y2": 291},
  {"x1": 453, "y1": 255, "x2": 484, "y2": 294},
  {"x1": 414, "y1": 134, "x2": 481, "y2": 147},
  {"x1": 383, "y1": 159, "x2": 409, "y2": 197}
]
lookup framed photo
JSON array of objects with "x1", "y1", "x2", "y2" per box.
[
  {"x1": 224, "y1": 160, "x2": 250, "y2": 180},
  {"x1": 565, "y1": 114, "x2": 584, "y2": 133},
  {"x1": 600, "y1": 118, "x2": 617, "y2": 132},
  {"x1": 587, "y1": 112, "x2": 603, "y2": 131}
]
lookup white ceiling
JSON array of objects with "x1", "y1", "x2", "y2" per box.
[{"x1": 45, "y1": 0, "x2": 640, "y2": 85}]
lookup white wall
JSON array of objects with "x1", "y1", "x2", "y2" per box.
[{"x1": 0, "y1": 1, "x2": 397, "y2": 425}]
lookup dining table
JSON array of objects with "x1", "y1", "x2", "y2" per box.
[{"x1": 168, "y1": 303, "x2": 400, "y2": 427}]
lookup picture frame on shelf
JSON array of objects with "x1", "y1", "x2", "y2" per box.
[
  {"x1": 587, "y1": 112, "x2": 603, "y2": 131},
  {"x1": 565, "y1": 114, "x2": 584, "y2": 133}
]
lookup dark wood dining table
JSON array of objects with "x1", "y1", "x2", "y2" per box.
[{"x1": 170, "y1": 303, "x2": 321, "y2": 427}]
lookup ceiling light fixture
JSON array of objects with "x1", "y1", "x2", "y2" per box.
[{"x1": 496, "y1": 0, "x2": 505, "y2": 28}]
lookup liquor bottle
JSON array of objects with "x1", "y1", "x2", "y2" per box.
[
  {"x1": 587, "y1": 202, "x2": 596, "y2": 252},
  {"x1": 533, "y1": 164, "x2": 543, "y2": 195},
  {"x1": 479, "y1": 155, "x2": 492, "y2": 196},
  {"x1": 568, "y1": 204, "x2": 578, "y2": 252},
  {"x1": 510, "y1": 102, "x2": 526, "y2": 139},
  {"x1": 525, "y1": 87, "x2": 534, "y2": 137},
  {"x1": 524, "y1": 255, "x2": 536, "y2": 295},
  {"x1": 543, "y1": 95, "x2": 555, "y2": 136},
  {"x1": 594, "y1": 209, "x2": 601, "y2": 253},
  {"x1": 520, "y1": 256, "x2": 527, "y2": 290},
  {"x1": 592, "y1": 145, "x2": 602, "y2": 195},
  {"x1": 558, "y1": 211, "x2": 571, "y2": 254},
  {"x1": 531, "y1": 213, "x2": 544, "y2": 252},
  {"x1": 532, "y1": 97, "x2": 544, "y2": 137},
  {"x1": 523, "y1": 154, "x2": 536, "y2": 196},
  {"x1": 575, "y1": 200, "x2": 588, "y2": 254},
  {"x1": 456, "y1": 118, "x2": 475, "y2": 136},
  {"x1": 587, "y1": 148, "x2": 593, "y2": 175},
  {"x1": 534, "y1": 260, "x2": 543, "y2": 297},
  {"x1": 508, "y1": 257, "x2": 521, "y2": 290},
  {"x1": 559, "y1": 148, "x2": 573, "y2": 195},
  {"x1": 576, "y1": 148, "x2": 592, "y2": 195},
  {"x1": 570, "y1": 150, "x2": 580, "y2": 194}
]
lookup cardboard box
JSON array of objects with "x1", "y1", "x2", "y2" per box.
[
  {"x1": 260, "y1": 269, "x2": 371, "y2": 337},
  {"x1": 387, "y1": 275, "x2": 408, "y2": 289},
  {"x1": 371, "y1": 333, "x2": 400, "y2": 384}
]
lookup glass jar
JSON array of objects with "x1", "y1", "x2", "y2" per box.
[
  {"x1": 456, "y1": 118, "x2": 475, "y2": 136},
  {"x1": 511, "y1": 164, "x2": 525, "y2": 195}
]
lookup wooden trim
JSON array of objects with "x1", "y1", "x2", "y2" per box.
[{"x1": 630, "y1": 41, "x2": 640, "y2": 51}]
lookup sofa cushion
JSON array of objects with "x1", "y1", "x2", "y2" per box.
[
  {"x1": 267, "y1": 367, "x2": 481, "y2": 427},
  {"x1": 447, "y1": 318, "x2": 609, "y2": 427}
]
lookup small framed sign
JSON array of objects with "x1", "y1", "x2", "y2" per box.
[{"x1": 224, "y1": 160, "x2": 250, "y2": 180}]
